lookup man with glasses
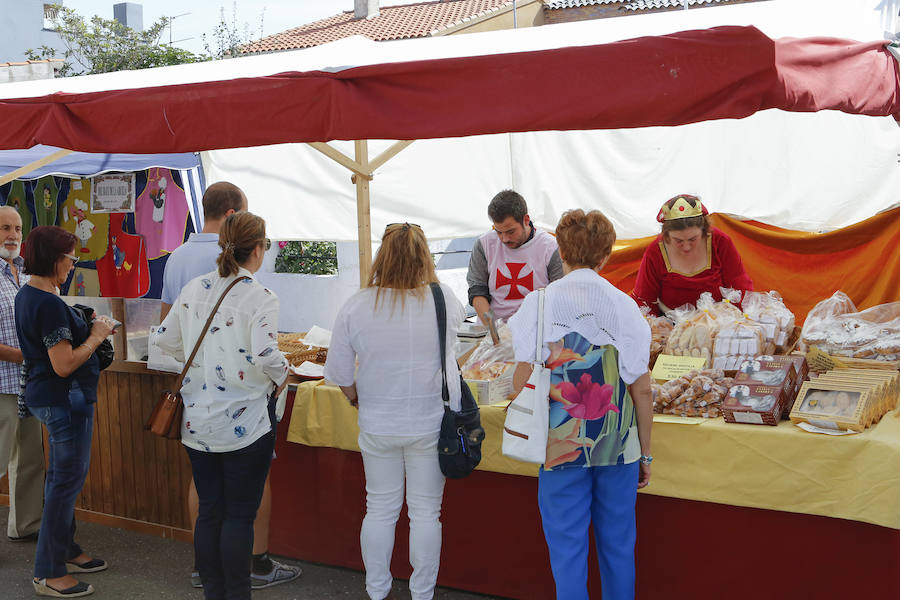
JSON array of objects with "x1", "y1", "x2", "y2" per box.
[
  {"x1": 0, "y1": 206, "x2": 44, "y2": 544},
  {"x1": 467, "y1": 190, "x2": 563, "y2": 324},
  {"x1": 160, "y1": 182, "x2": 301, "y2": 591}
]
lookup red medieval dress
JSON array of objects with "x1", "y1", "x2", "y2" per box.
[{"x1": 631, "y1": 228, "x2": 753, "y2": 316}]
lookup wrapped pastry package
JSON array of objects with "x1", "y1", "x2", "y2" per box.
[
  {"x1": 651, "y1": 368, "x2": 733, "y2": 418},
  {"x1": 742, "y1": 291, "x2": 796, "y2": 350},
  {"x1": 790, "y1": 380, "x2": 872, "y2": 432},
  {"x1": 663, "y1": 304, "x2": 716, "y2": 364},
  {"x1": 641, "y1": 305, "x2": 674, "y2": 368},
  {"x1": 460, "y1": 323, "x2": 516, "y2": 405},
  {"x1": 800, "y1": 292, "x2": 900, "y2": 361}
]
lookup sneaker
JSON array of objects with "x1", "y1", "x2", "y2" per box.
[
  {"x1": 190, "y1": 571, "x2": 202, "y2": 589},
  {"x1": 250, "y1": 558, "x2": 302, "y2": 590}
]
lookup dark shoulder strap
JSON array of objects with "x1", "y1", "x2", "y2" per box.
[
  {"x1": 175, "y1": 275, "x2": 250, "y2": 389},
  {"x1": 429, "y1": 282, "x2": 450, "y2": 406}
]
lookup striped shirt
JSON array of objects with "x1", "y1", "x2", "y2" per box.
[{"x1": 0, "y1": 256, "x2": 25, "y2": 394}]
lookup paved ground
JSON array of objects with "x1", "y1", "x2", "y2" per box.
[{"x1": 0, "y1": 506, "x2": 504, "y2": 600}]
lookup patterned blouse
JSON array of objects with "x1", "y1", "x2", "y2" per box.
[
  {"x1": 152, "y1": 268, "x2": 288, "y2": 453},
  {"x1": 543, "y1": 333, "x2": 641, "y2": 470}
]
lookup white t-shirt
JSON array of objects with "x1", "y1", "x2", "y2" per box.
[
  {"x1": 152, "y1": 268, "x2": 289, "y2": 453},
  {"x1": 324, "y1": 284, "x2": 465, "y2": 436},
  {"x1": 509, "y1": 268, "x2": 650, "y2": 385},
  {"x1": 161, "y1": 233, "x2": 222, "y2": 305}
]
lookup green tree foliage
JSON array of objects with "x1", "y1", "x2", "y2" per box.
[
  {"x1": 203, "y1": 2, "x2": 265, "y2": 59},
  {"x1": 275, "y1": 241, "x2": 338, "y2": 275},
  {"x1": 26, "y1": 4, "x2": 202, "y2": 76}
]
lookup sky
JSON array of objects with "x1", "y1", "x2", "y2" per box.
[{"x1": 61, "y1": 1, "x2": 414, "y2": 55}]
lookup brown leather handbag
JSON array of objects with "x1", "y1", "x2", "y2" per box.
[{"x1": 145, "y1": 276, "x2": 250, "y2": 439}]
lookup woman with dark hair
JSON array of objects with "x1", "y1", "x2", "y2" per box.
[
  {"x1": 15, "y1": 226, "x2": 116, "y2": 598},
  {"x1": 631, "y1": 195, "x2": 753, "y2": 315},
  {"x1": 324, "y1": 223, "x2": 465, "y2": 600},
  {"x1": 509, "y1": 209, "x2": 653, "y2": 600},
  {"x1": 152, "y1": 211, "x2": 288, "y2": 600}
]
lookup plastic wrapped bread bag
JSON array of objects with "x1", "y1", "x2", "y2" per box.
[{"x1": 742, "y1": 291, "x2": 796, "y2": 350}]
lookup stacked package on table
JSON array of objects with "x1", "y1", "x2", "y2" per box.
[
  {"x1": 651, "y1": 369, "x2": 734, "y2": 418},
  {"x1": 723, "y1": 356, "x2": 800, "y2": 425},
  {"x1": 790, "y1": 368, "x2": 899, "y2": 432},
  {"x1": 642, "y1": 306, "x2": 673, "y2": 369}
]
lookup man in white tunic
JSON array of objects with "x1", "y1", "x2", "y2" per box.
[{"x1": 466, "y1": 190, "x2": 563, "y2": 324}]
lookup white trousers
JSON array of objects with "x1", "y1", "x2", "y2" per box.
[{"x1": 358, "y1": 431, "x2": 445, "y2": 600}]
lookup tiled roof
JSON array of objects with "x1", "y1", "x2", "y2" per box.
[
  {"x1": 239, "y1": 0, "x2": 514, "y2": 54},
  {"x1": 623, "y1": 0, "x2": 737, "y2": 10},
  {"x1": 544, "y1": 0, "x2": 735, "y2": 9},
  {"x1": 543, "y1": 0, "x2": 619, "y2": 8}
]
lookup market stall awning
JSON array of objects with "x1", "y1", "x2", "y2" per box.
[
  {"x1": 0, "y1": 145, "x2": 199, "y2": 179},
  {"x1": 0, "y1": 21, "x2": 898, "y2": 153}
]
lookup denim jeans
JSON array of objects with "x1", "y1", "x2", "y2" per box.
[
  {"x1": 186, "y1": 429, "x2": 275, "y2": 600},
  {"x1": 32, "y1": 383, "x2": 93, "y2": 579}
]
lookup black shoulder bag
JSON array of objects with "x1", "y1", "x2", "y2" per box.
[
  {"x1": 71, "y1": 304, "x2": 115, "y2": 370},
  {"x1": 430, "y1": 283, "x2": 485, "y2": 479}
]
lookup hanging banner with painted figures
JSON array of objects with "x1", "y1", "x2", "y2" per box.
[
  {"x1": 32, "y1": 176, "x2": 59, "y2": 226},
  {"x1": 134, "y1": 167, "x2": 190, "y2": 259},
  {"x1": 60, "y1": 178, "x2": 109, "y2": 260},
  {"x1": 4, "y1": 180, "x2": 32, "y2": 237},
  {"x1": 96, "y1": 213, "x2": 149, "y2": 297},
  {"x1": 91, "y1": 173, "x2": 135, "y2": 213},
  {"x1": 67, "y1": 267, "x2": 101, "y2": 297}
]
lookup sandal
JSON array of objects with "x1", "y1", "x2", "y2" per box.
[
  {"x1": 66, "y1": 558, "x2": 107, "y2": 574},
  {"x1": 33, "y1": 578, "x2": 94, "y2": 597}
]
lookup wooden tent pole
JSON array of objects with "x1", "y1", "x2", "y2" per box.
[
  {"x1": 354, "y1": 140, "x2": 372, "y2": 287},
  {"x1": 0, "y1": 148, "x2": 74, "y2": 186},
  {"x1": 305, "y1": 140, "x2": 416, "y2": 287}
]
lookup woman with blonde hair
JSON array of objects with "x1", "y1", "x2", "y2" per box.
[
  {"x1": 509, "y1": 209, "x2": 653, "y2": 600},
  {"x1": 325, "y1": 223, "x2": 465, "y2": 600},
  {"x1": 153, "y1": 212, "x2": 288, "y2": 600}
]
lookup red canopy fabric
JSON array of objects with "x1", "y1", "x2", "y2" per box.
[{"x1": 1, "y1": 26, "x2": 898, "y2": 153}]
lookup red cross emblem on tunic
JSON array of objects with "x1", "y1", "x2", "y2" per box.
[{"x1": 496, "y1": 262, "x2": 534, "y2": 301}]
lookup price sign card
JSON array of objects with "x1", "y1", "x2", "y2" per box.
[{"x1": 652, "y1": 354, "x2": 708, "y2": 382}]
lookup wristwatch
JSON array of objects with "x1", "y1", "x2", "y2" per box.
[{"x1": 640, "y1": 455, "x2": 653, "y2": 465}]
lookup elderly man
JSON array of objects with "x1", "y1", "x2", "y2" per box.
[
  {"x1": 467, "y1": 189, "x2": 563, "y2": 324},
  {"x1": 0, "y1": 206, "x2": 44, "y2": 543}
]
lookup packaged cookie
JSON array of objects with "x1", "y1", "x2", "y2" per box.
[
  {"x1": 816, "y1": 371, "x2": 893, "y2": 422},
  {"x1": 723, "y1": 382, "x2": 790, "y2": 425},
  {"x1": 790, "y1": 381, "x2": 871, "y2": 432}
]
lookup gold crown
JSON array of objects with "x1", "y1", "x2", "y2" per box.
[{"x1": 656, "y1": 196, "x2": 707, "y2": 222}]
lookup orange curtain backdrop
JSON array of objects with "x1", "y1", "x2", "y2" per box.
[{"x1": 604, "y1": 207, "x2": 900, "y2": 323}]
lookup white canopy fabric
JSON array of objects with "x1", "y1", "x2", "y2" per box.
[{"x1": 201, "y1": 0, "x2": 900, "y2": 241}]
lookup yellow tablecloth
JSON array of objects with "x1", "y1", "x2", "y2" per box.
[{"x1": 287, "y1": 380, "x2": 900, "y2": 529}]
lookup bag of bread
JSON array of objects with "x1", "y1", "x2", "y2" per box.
[
  {"x1": 663, "y1": 304, "x2": 715, "y2": 364},
  {"x1": 800, "y1": 291, "x2": 857, "y2": 350},
  {"x1": 461, "y1": 321, "x2": 516, "y2": 380},
  {"x1": 641, "y1": 305, "x2": 674, "y2": 368},
  {"x1": 742, "y1": 290, "x2": 796, "y2": 350}
]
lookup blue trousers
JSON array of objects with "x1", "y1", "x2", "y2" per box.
[
  {"x1": 32, "y1": 384, "x2": 93, "y2": 579},
  {"x1": 186, "y1": 430, "x2": 275, "y2": 600},
  {"x1": 538, "y1": 461, "x2": 639, "y2": 600}
]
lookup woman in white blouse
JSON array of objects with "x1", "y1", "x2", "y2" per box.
[
  {"x1": 152, "y1": 212, "x2": 288, "y2": 600},
  {"x1": 324, "y1": 223, "x2": 465, "y2": 600}
]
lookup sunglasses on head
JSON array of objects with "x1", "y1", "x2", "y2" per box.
[{"x1": 385, "y1": 222, "x2": 422, "y2": 231}]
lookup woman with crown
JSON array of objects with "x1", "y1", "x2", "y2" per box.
[{"x1": 632, "y1": 195, "x2": 753, "y2": 315}]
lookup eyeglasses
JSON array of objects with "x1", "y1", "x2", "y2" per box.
[
  {"x1": 386, "y1": 222, "x2": 422, "y2": 231},
  {"x1": 63, "y1": 253, "x2": 79, "y2": 265},
  {"x1": 263, "y1": 238, "x2": 271, "y2": 251}
]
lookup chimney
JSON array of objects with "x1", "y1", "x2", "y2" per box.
[
  {"x1": 113, "y1": 2, "x2": 143, "y2": 31},
  {"x1": 354, "y1": 0, "x2": 379, "y2": 20}
]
